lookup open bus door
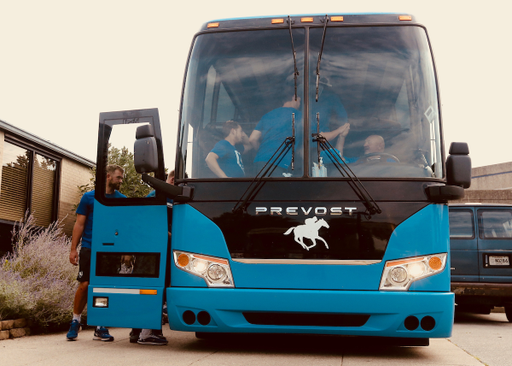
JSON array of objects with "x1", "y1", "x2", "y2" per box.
[{"x1": 86, "y1": 108, "x2": 170, "y2": 330}]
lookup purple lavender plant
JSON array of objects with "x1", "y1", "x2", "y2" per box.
[{"x1": 0, "y1": 213, "x2": 78, "y2": 328}]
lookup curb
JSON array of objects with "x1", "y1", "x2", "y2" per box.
[{"x1": 0, "y1": 318, "x2": 31, "y2": 340}]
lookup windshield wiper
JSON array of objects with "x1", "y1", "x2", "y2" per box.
[
  {"x1": 315, "y1": 15, "x2": 329, "y2": 102},
  {"x1": 312, "y1": 132, "x2": 382, "y2": 216},
  {"x1": 233, "y1": 114, "x2": 296, "y2": 213},
  {"x1": 288, "y1": 16, "x2": 300, "y2": 101}
]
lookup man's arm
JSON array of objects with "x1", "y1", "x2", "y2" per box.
[
  {"x1": 69, "y1": 214, "x2": 86, "y2": 265},
  {"x1": 320, "y1": 129, "x2": 341, "y2": 142},
  {"x1": 241, "y1": 131, "x2": 252, "y2": 153},
  {"x1": 319, "y1": 122, "x2": 350, "y2": 142},
  {"x1": 334, "y1": 123, "x2": 350, "y2": 156},
  {"x1": 249, "y1": 130, "x2": 262, "y2": 151},
  {"x1": 205, "y1": 152, "x2": 228, "y2": 178}
]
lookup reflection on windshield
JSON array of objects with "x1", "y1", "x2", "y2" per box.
[
  {"x1": 181, "y1": 29, "x2": 304, "y2": 179},
  {"x1": 179, "y1": 26, "x2": 442, "y2": 179},
  {"x1": 309, "y1": 26, "x2": 441, "y2": 178}
]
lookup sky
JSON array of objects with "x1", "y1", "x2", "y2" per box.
[{"x1": 0, "y1": 0, "x2": 510, "y2": 168}]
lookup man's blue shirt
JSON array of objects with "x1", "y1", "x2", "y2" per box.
[
  {"x1": 310, "y1": 90, "x2": 348, "y2": 134},
  {"x1": 254, "y1": 107, "x2": 302, "y2": 169},
  {"x1": 76, "y1": 190, "x2": 126, "y2": 249},
  {"x1": 210, "y1": 139, "x2": 245, "y2": 177}
]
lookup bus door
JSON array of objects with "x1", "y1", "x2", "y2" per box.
[
  {"x1": 449, "y1": 207, "x2": 479, "y2": 282},
  {"x1": 87, "y1": 109, "x2": 169, "y2": 330}
]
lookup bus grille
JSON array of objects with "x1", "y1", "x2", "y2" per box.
[{"x1": 243, "y1": 312, "x2": 370, "y2": 327}]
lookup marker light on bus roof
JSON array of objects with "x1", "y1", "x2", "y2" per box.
[
  {"x1": 301, "y1": 17, "x2": 314, "y2": 23},
  {"x1": 331, "y1": 16, "x2": 344, "y2": 22},
  {"x1": 271, "y1": 19, "x2": 284, "y2": 24},
  {"x1": 379, "y1": 253, "x2": 447, "y2": 291},
  {"x1": 207, "y1": 22, "x2": 220, "y2": 28},
  {"x1": 174, "y1": 251, "x2": 234, "y2": 288},
  {"x1": 399, "y1": 15, "x2": 412, "y2": 21}
]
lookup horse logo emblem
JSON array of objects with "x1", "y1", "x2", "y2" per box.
[{"x1": 284, "y1": 216, "x2": 329, "y2": 251}]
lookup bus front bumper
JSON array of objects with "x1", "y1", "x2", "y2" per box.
[{"x1": 167, "y1": 288, "x2": 454, "y2": 338}]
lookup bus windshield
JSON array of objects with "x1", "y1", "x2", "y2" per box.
[{"x1": 179, "y1": 25, "x2": 442, "y2": 179}]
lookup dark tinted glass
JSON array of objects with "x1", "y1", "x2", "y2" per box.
[
  {"x1": 449, "y1": 210, "x2": 474, "y2": 238},
  {"x1": 96, "y1": 252, "x2": 160, "y2": 277},
  {"x1": 479, "y1": 210, "x2": 512, "y2": 239}
]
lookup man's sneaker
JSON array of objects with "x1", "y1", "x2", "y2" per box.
[
  {"x1": 162, "y1": 307, "x2": 168, "y2": 325},
  {"x1": 137, "y1": 332, "x2": 168, "y2": 346},
  {"x1": 93, "y1": 327, "x2": 114, "y2": 342},
  {"x1": 153, "y1": 329, "x2": 165, "y2": 338},
  {"x1": 66, "y1": 320, "x2": 81, "y2": 341},
  {"x1": 129, "y1": 329, "x2": 141, "y2": 343}
]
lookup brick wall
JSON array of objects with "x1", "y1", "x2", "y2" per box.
[{"x1": 58, "y1": 158, "x2": 93, "y2": 236}]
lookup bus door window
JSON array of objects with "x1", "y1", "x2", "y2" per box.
[{"x1": 105, "y1": 123, "x2": 156, "y2": 198}]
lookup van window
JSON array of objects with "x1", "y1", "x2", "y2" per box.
[
  {"x1": 479, "y1": 210, "x2": 512, "y2": 239},
  {"x1": 449, "y1": 210, "x2": 474, "y2": 239}
]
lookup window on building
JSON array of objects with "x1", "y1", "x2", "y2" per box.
[
  {"x1": 0, "y1": 142, "x2": 29, "y2": 222},
  {"x1": 32, "y1": 154, "x2": 57, "y2": 226},
  {"x1": 0, "y1": 140, "x2": 59, "y2": 227}
]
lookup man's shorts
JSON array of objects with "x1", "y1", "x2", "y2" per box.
[{"x1": 77, "y1": 248, "x2": 91, "y2": 282}]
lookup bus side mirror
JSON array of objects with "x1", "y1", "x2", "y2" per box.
[
  {"x1": 446, "y1": 142, "x2": 471, "y2": 188},
  {"x1": 134, "y1": 124, "x2": 159, "y2": 173}
]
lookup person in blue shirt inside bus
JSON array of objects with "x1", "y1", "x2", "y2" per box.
[
  {"x1": 206, "y1": 120, "x2": 252, "y2": 178},
  {"x1": 310, "y1": 77, "x2": 349, "y2": 141},
  {"x1": 249, "y1": 93, "x2": 302, "y2": 176},
  {"x1": 250, "y1": 85, "x2": 349, "y2": 177},
  {"x1": 66, "y1": 164, "x2": 126, "y2": 342}
]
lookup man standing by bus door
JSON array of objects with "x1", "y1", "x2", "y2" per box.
[
  {"x1": 128, "y1": 170, "x2": 175, "y2": 346},
  {"x1": 66, "y1": 164, "x2": 126, "y2": 341}
]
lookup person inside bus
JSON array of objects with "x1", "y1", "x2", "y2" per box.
[
  {"x1": 310, "y1": 77, "x2": 348, "y2": 141},
  {"x1": 205, "y1": 120, "x2": 251, "y2": 178},
  {"x1": 249, "y1": 92, "x2": 302, "y2": 176},
  {"x1": 250, "y1": 88, "x2": 349, "y2": 177},
  {"x1": 320, "y1": 126, "x2": 396, "y2": 165}
]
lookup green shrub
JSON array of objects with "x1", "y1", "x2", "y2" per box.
[{"x1": 0, "y1": 214, "x2": 79, "y2": 329}]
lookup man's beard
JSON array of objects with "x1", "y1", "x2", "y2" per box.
[{"x1": 108, "y1": 181, "x2": 121, "y2": 191}]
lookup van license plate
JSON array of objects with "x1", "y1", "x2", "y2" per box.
[{"x1": 489, "y1": 256, "x2": 510, "y2": 266}]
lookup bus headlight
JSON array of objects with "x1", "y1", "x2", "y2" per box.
[
  {"x1": 174, "y1": 251, "x2": 234, "y2": 288},
  {"x1": 379, "y1": 253, "x2": 447, "y2": 291}
]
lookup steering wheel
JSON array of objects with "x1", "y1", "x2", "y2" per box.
[{"x1": 362, "y1": 152, "x2": 400, "y2": 163}]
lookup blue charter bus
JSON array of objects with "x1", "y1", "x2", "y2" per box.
[{"x1": 87, "y1": 14, "x2": 471, "y2": 345}]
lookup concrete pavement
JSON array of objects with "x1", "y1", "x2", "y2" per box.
[{"x1": 1, "y1": 327, "x2": 484, "y2": 366}]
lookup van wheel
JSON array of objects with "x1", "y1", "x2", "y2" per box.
[{"x1": 505, "y1": 306, "x2": 512, "y2": 322}]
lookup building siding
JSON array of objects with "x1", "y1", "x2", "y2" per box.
[
  {"x1": 58, "y1": 159, "x2": 93, "y2": 236},
  {"x1": 0, "y1": 120, "x2": 94, "y2": 252},
  {"x1": 0, "y1": 131, "x2": 3, "y2": 186}
]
